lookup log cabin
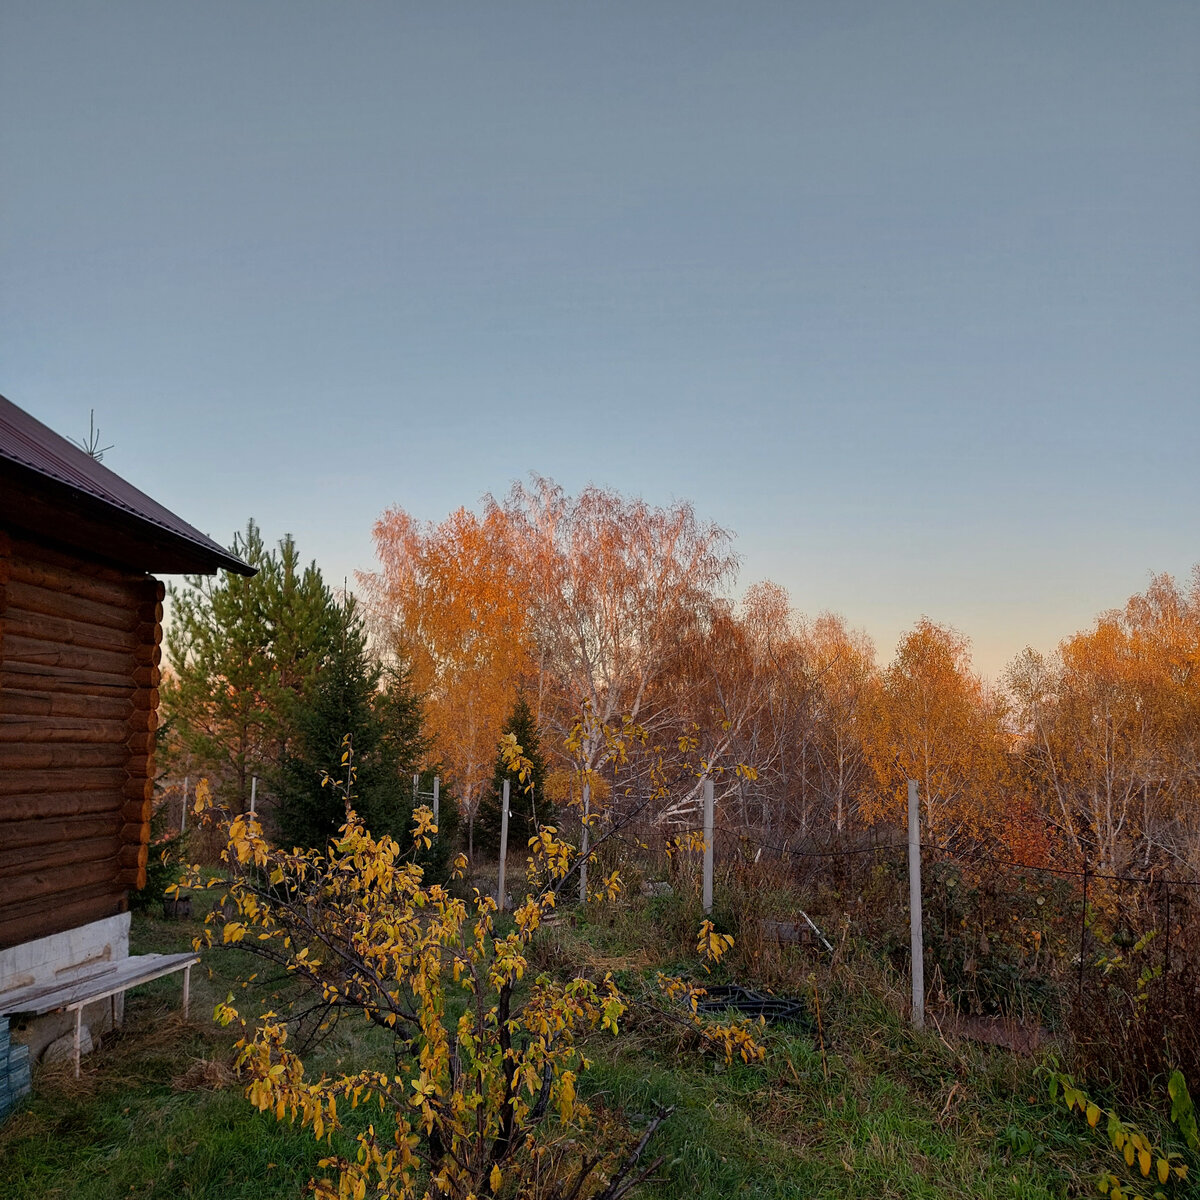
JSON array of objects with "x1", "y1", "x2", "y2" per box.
[{"x1": 0, "y1": 394, "x2": 252, "y2": 1059}]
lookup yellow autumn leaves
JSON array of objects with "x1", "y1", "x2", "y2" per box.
[{"x1": 176, "y1": 752, "x2": 694, "y2": 1198}]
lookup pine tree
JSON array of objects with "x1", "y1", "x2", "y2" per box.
[
  {"x1": 265, "y1": 534, "x2": 345, "y2": 752},
  {"x1": 476, "y1": 693, "x2": 549, "y2": 857},
  {"x1": 164, "y1": 520, "x2": 447, "y2": 865},
  {"x1": 164, "y1": 521, "x2": 340, "y2": 809}
]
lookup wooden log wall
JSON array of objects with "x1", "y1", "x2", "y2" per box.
[{"x1": 0, "y1": 531, "x2": 162, "y2": 950}]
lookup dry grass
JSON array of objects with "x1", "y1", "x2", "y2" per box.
[{"x1": 172, "y1": 1056, "x2": 238, "y2": 1091}]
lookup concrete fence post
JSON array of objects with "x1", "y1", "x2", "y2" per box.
[
  {"x1": 497, "y1": 779, "x2": 510, "y2": 911},
  {"x1": 579, "y1": 783, "x2": 590, "y2": 904},
  {"x1": 908, "y1": 778, "x2": 924, "y2": 1031},
  {"x1": 702, "y1": 776, "x2": 714, "y2": 915}
]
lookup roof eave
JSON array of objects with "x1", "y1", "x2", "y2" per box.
[{"x1": 0, "y1": 460, "x2": 256, "y2": 577}]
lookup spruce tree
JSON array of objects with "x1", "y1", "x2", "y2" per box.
[
  {"x1": 377, "y1": 662, "x2": 431, "y2": 800},
  {"x1": 476, "y1": 693, "x2": 549, "y2": 857},
  {"x1": 373, "y1": 664, "x2": 454, "y2": 858},
  {"x1": 271, "y1": 604, "x2": 452, "y2": 872},
  {"x1": 274, "y1": 600, "x2": 394, "y2": 848}
]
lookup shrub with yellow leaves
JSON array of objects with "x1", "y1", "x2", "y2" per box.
[
  {"x1": 1046, "y1": 1067, "x2": 1196, "y2": 1199},
  {"x1": 646, "y1": 920, "x2": 766, "y2": 1069},
  {"x1": 180, "y1": 739, "x2": 672, "y2": 1200}
]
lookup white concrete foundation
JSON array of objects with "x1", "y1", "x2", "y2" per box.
[{"x1": 0, "y1": 913, "x2": 131, "y2": 1061}]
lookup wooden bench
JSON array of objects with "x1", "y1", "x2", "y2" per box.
[{"x1": 0, "y1": 952, "x2": 199, "y2": 1078}]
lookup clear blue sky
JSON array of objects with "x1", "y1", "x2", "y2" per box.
[{"x1": 3, "y1": 2, "x2": 1197, "y2": 679}]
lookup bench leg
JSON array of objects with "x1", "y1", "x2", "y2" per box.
[
  {"x1": 182, "y1": 964, "x2": 191, "y2": 1020},
  {"x1": 73, "y1": 1008, "x2": 82, "y2": 1080}
]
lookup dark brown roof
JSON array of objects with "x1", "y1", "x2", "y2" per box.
[{"x1": 0, "y1": 394, "x2": 254, "y2": 576}]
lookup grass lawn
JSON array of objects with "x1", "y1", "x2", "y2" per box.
[
  {"x1": 539, "y1": 903, "x2": 1103, "y2": 1200},
  {"x1": 0, "y1": 905, "x2": 405, "y2": 1200},
  {"x1": 0, "y1": 890, "x2": 1168, "y2": 1198}
]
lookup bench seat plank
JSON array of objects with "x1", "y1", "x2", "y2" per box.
[{"x1": 0, "y1": 953, "x2": 200, "y2": 1016}]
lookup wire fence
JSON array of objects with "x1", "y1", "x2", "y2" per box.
[{"x1": 596, "y1": 804, "x2": 1200, "y2": 1091}]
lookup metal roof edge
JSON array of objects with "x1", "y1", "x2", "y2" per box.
[{"x1": 0, "y1": 394, "x2": 255, "y2": 576}]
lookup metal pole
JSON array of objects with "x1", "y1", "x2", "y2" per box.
[
  {"x1": 579, "y1": 782, "x2": 590, "y2": 904},
  {"x1": 907, "y1": 778, "x2": 924, "y2": 1031},
  {"x1": 250, "y1": 775, "x2": 258, "y2": 817},
  {"x1": 413, "y1": 773, "x2": 419, "y2": 804},
  {"x1": 432, "y1": 776, "x2": 440, "y2": 827},
  {"x1": 702, "y1": 776, "x2": 714, "y2": 915},
  {"x1": 497, "y1": 779, "x2": 510, "y2": 911},
  {"x1": 180, "y1": 776, "x2": 189, "y2": 836}
]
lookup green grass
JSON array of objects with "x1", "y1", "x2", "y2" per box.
[
  {"x1": 576, "y1": 1006, "x2": 1088, "y2": 1198},
  {"x1": 0, "y1": 969, "x2": 317, "y2": 1199},
  {"x1": 0, "y1": 902, "x2": 400, "y2": 1200},
  {"x1": 551, "y1": 892, "x2": 1168, "y2": 1199},
  {"x1": 559, "y1": 973, "x2": 1080, "y2": 1194},
  {"x1": 0, "y1": 891, "x2": 1181, "y2": 1198}
]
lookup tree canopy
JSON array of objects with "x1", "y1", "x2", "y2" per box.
[
  {"x1": 163, "y1": 520, "x2": 342, "y2": 810},
  {"x1": 164, "y1": 520, "x2": 434, "y2": 857}
]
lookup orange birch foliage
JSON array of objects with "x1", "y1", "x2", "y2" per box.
[
  {"x1": 863, "y1": 618, "x2": 1011, "y2": 845},
  {"x1": 1122, "y1": 570, "x2": 1200, "y2": 864},
  {"x1": 501, "y1": 476, "x2": 738, "y2": 778},
  {"x1": 711, "y1": 583, "x2": 799, "y2": 828},
  {"x1": 1007, "y1": 571, "x2": 1200, "y2": 871},
  {"x1": 359, "y1": 505, "x2": 535, "y2": 850},
  {"x1": 1008, "y1": 629, "x2": 1145, "y2": 871},
  {"x1": 802, "y1": 613, "x2": 879, "y2": 835},
  {"x1": 735, "y1": 584, "x2": 815, "y2": 834},
  {"x1": 656, "y1": 588, "x2": 781, "y2": 826},
  {"x1": 1060, "y1": 617, "x2": 1148, "y2": 869},
  {"x1": 362, "y1": 479, "x2": 738, "y2": 836}
]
